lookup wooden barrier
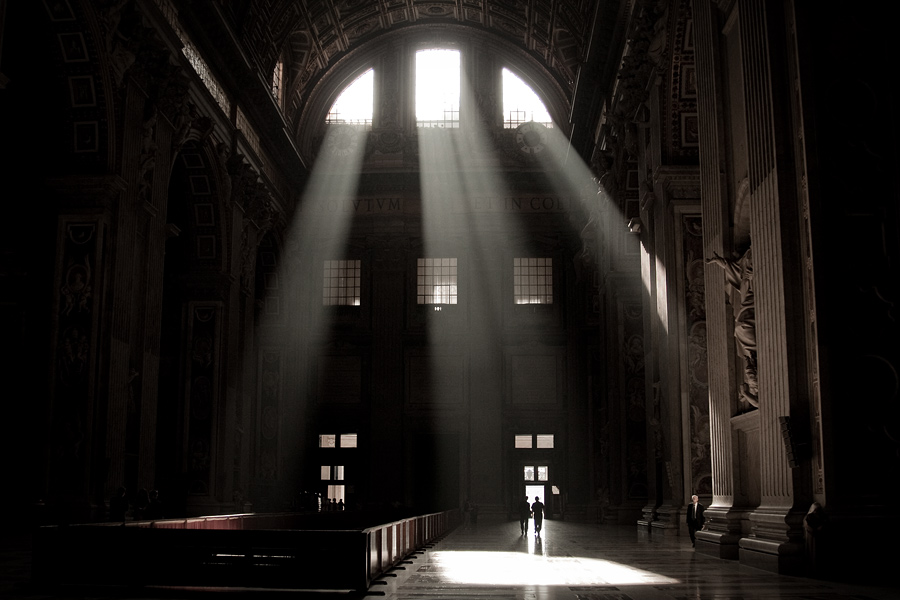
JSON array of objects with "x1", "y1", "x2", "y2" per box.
[{"x1": 32, "y1": 509, "x2": 459, "y2": 592}]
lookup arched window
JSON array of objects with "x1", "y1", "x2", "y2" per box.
[
  {"x1": 416, "y1": 49, "x2": 460, "y2": 128},
  {"x1": 326, "y1": 68, "x2": 374, "y2": 124},
  {"x1": 502, "y1": 68, "x2": 553, "y2": 128},
  {"x1": 272, "y1": 58, "x2": 284, "y2": 105}
]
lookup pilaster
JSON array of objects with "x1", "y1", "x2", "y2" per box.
[
  {"x1": 45, "y1": 175, "x2": 127, "y2": 522},
  {"x1": 693, "y1": 0, "x2": 743, "y2": 557},
  {"x1": 735, "y1": 0, "x2": 807, "y2": 574}
]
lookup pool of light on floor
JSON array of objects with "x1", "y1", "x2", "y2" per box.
[{"x1": 427, "y1": 551, "x2": 681, "y2": 586}]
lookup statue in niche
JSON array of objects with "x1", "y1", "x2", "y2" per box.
[{"x1": 707, "y1": 247, "x2": 758, "y2": 407}]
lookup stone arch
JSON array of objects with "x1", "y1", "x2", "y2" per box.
[
  {"x1": 154, "y1": 137, "x2": 230, "y2": 513},
  {"x1": 293, "y1": 25, "x2": 570, "y2": 158}
]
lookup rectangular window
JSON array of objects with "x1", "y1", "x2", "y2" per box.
[
  {"x1": 326, "y1": 484, "x2": 345, "y2": 503},
  {"x1": 537, "y1": 466, "x2": 549, "y2": 481},
  {"x1": 514, "y1": 258, "x2": 552, "y2": 304},
  {"x1": 340, "y1": 434, "x2": 358, "y2": 448},
  {"x1": 524, "y1": 466, "x2": 535, "y2": 481},
  {"x1": 417, "y1": 258, "x2": 457, "y2": 304},
  {"x1": 536, "y1": 434, "x2": 554, "y2": 448},
  {"x1": 323, "y1": 260, "x2": 361, "y2": 306},
  {"x1": 319, "y1": 434, "x2": 336, "y2": 448},
  {"x1": 515, "y1": 435, "x2": 533, "y2": 449},
  {"x1": 416, "y1": 49, "x2": 460, "y2": 128},
  {"x1": 321, "y1": 465, "x2": 344, "y2": 480}
]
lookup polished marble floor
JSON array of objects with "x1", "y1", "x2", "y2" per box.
[{"x1": 3, "y1": 519, "x2": 898, "y2": 600}]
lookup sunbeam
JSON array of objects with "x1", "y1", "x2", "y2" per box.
[
  {"x1": 427, "y1": 550, "x2": 681, "y2": 586},
  {"x1": 251, "y1": 123, "x2": 369, "y2": 505},
  {"x1": 264, "y1": 122, "x2": 368, "y2": 347}
]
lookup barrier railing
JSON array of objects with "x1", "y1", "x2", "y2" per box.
[{"x1": 32, "y1": 509, "x2": 460, "y2": 592}]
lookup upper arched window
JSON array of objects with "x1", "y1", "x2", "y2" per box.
[
  {"x1": 326, "y1": 68, "x2": 374, "y2": 124},
  {"x1": 502, "y1": 68, "x2": 553, "y2": 128},
  {"x1": 272, "y1": 58, "x2": 284, "y2": 106},
  {"x1": 416, "y1": 49, "x2": 460, "y2": 128}
]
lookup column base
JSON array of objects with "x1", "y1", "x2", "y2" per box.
[
  {"x1": 649, "y1": 504, "x2": 682, "y2": 535},
  {"x1": 695, "y1": 506, "x2": 749, "y2": 559},
  {"x1": 607, "y1": 502, "x2": 644, "y2": 524},
  {"x1": 739, "y1": 536, "x2": 805, "y2": 574},
  {"x1": 695, "y1": 529, "x2": 742, "y2": 559}
]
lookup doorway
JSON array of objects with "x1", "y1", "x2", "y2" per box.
[{"x1": 525, "y1": 484, "x2": 545, "y2": 507}]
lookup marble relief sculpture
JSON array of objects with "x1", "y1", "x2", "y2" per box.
[{"x1": 707, "y1": 247, "x2": 758, "y2": 407}]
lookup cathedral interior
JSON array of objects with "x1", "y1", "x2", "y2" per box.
[{"x1": 1, "y1": 0, "x2": 898, "y2": 587}]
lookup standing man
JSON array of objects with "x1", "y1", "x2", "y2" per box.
[
  {"x1": 686, "y1": 494, "x2": 705, "y2": 547},
  {"x1": 518, "y1": 495, "x2": 532, "y2": 535},
  {"x1": 531, "y1": 496, "x2": 545, "y2": 536}
]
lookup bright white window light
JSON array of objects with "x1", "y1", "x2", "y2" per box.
[
  {"x1": 326, "y1": 68, "x2": 374, "y2": 124},
  {"x1": 417, "y1": 258, "x2": 458, "y2": 304},
  {"x1": 536, "y1": 434, "x2": 554, "y2": 448},
  {"x1": 514, "y1": 257, "x2": 553, "y2": 304},
  {"x1": 323, "y1": 260, "x2": 361, "y2": 306},
  {"x1": 515, "y1": 435, "x2": 533, "y2": 448},
  {"x1": 416, "y1": 49, "x2": 460, "y2": 127},
  {"x1": 503, "y1": 68, "x2": 552, "y2": 128},
  {"x1": 272, "y1": 59, "x2": 284, "y2": 104}
]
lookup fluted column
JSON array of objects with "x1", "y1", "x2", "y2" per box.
[{"x1": 693, "y1": 0, "x2": 744, "y2": 558}]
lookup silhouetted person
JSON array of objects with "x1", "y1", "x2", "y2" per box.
[
  {"x1": 145, "y1": 489, "x2": 164, "y2": 520},
  {"x1": 531, "y1": 496, "x2": 545, "y2": 535},
  {"x1": 109, "y1": 486, "x2": 128, "y2": 522},
  {"x1": 686, "y1": 494, "x2": 705, "y2": 547},
  {"x1": 518, "y1": 495, "x2": 532, "y2": 535},
  {"x1": 338, "y1": 499, "x2": 345, "y2": 511}
]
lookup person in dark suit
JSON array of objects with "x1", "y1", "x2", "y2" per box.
[
  {"x1": 686, "y1": 494, "x2": 705, "y2": 547},
  {"x1": 518, "y1": 496, "x2": 532, "y2": 535},
  {"x1": 531, "y1": 496, "x2": 545, "y2": 536}
]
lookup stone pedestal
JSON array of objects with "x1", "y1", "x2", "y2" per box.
[
  {"x1": 739, "y1": 536, "x2": 804, "y2": 574},
  {"x1": 650, "y1": 504, "x2": 681, "y2": 535},
  {"x1": 695, "y1": 505, "x2": 745, "y2": 559}
]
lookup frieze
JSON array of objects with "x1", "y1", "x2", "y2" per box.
[{"x1": 298, "y1": 195, "x2": 583, "y2": 215}]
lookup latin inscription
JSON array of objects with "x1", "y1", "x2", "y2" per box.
[{"x1": 308, "y1": 196, "x2": 575, "y2": 213}]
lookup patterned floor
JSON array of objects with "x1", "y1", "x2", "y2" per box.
[{"x1": 3, "y1": 520, "x2": 898, "y2": 599}]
